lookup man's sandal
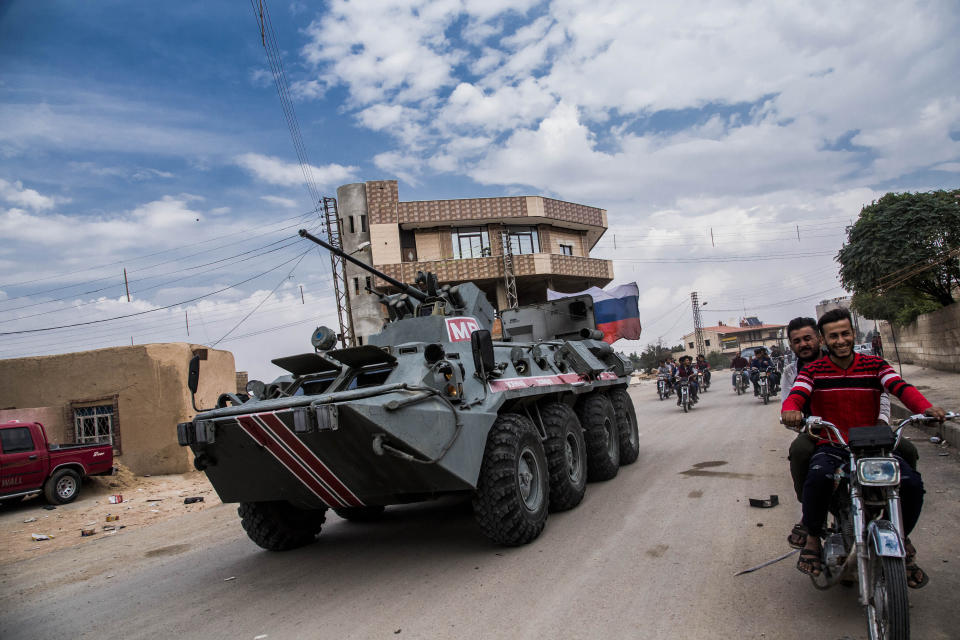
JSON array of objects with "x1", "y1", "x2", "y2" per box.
[
  {"x1": 904, "y1": 538, "x2": 930, "y2": 589},
  {"x1": 796, "y1": 546, "x2": 822, "y2": 576},
  {"x1": 787, "y1": 523, "x2": 807, "y2": 549}
]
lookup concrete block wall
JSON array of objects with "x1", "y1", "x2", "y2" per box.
[{"x1": 880, "y1": 302, "x2": 960, "y2": 373}]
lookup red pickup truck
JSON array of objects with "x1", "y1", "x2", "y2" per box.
[{"x1": 0, "y1": 420, "x2": 114, "y2": 505}]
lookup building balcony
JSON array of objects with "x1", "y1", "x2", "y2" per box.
[{"x1": 373, "y1": 253, "x2": 614, "y2": 297}]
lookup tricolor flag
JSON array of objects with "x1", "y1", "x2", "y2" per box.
[{"x1": 548, "y1": 283, "x2": 642, "y2": 344}]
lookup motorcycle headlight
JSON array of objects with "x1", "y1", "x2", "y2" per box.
[{"x1": 857, "y1": 458, "x2": 900, "y2": 486}]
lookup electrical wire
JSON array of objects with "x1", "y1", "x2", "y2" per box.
[{"x1": 0, "y1": 249, "x2": 313, "y2": 336}]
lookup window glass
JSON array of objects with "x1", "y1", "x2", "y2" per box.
[
  {"x1": 74, "y1": 405, "x2": 115, "y2": 445},
  {"x1": 506, "y1": 226, "x2": 540, "y2": 254},
  {"x1": 559, "y1": 244, "x2": 573, "y2": 256},
  {"x1": 1, "y1": 427, "x2": 35, "y2": 454},
  {"x1": 452, "y1": 227, "x2": 490, "y2": 259}
]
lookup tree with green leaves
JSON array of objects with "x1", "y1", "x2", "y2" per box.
[{"x1": 838, "y1": 189, "x2": 960, "y2": 324}]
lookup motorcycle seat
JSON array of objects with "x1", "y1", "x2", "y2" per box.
[{"x1": 847, "y1": 425, "x2": 896, "y2": 450}]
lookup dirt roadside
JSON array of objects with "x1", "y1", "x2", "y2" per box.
[{"x1": 0, "y1": 464, "x2": 221, "y2": 565}]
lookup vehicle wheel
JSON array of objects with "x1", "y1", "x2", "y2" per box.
[
  {"x1": 333, "y1": 505, "x2": 385, "y2": 522},
  {"x1": 238, "y1": 501, "x2": 327, "y2": 551},
  {"x1": 866, "y1": 555, "x2": 909, "y2": 640},
  {"x1": 472, "y1": 413, "x2": 549, "y2": 545},
  {"x1": 610, "y1": 388, "x2": 640, "y2": 466},
  {"x1": 576, "y1": 393, "x2": 620, "y2": 481},
  {"x1": 762, "y1": 388, "x2": 770, "y2": 405},
  {"x1": 44, "y1": 468, "x2": 81, "y2": 504},
  {"x1": 540, "y1": 403, "x2": 587, "y2": 512},
  {"x1": 658, "y1": 385, "x2": 664, "y2": 401}
]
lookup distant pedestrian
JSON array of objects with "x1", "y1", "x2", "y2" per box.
[{"x1": 871, "y1": 333, "x2": 883, "y2": 358}]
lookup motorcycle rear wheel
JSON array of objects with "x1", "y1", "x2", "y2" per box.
[{"x1": 867, "y1": 555, "x2": 910, "y2": 640}]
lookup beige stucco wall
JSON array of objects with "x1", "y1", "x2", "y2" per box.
[
  {"x1": 548, "y1": 228, "x2": 586, "y2": 256},
  {"x1": 0, "y1": 406, "x2": 65, "y2": 442},
  {"x1": 0, "y1": 343, "x2": 234, "y2": 475},
  {"x1": 415, "y1": 229, "x2": 444, "y2": 261},
  {"x1": 369, "y1": 223, "x2": 401, "y2": 265}
]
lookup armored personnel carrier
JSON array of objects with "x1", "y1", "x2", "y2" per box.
[{"x1": 177, "y1": 229, "x2": 639, "y2": 549}]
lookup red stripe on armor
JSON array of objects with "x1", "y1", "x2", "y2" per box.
[
  {"x1": 236, "y1": 416, "x2": 343, "y2": 507},
  {"x1": 257, "y1": 412, "x2": 364, "y2": 507}
]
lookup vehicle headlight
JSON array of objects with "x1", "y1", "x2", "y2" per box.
[{"x1": 857, "y1": 458, "x2": 900, "y2": 486}]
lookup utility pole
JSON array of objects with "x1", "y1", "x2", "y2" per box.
[
  {"x1": 691, "y1": 291, "x2": 706, "y2": 356},
  {"x1": 322, "y1": 196, "x2": 356, "y2": 347},
  {"x1": 499, "y1": 227, "x2": 519, "y2": 309}
]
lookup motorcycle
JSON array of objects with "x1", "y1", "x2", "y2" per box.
[
  {"x1": 791, "y1": 413, "x2": 958, "y2": 640},
  {"x1": 752, "y1": 367, "x2": 772, "y2": 404},
  {"x1": 656, "y1": 374, "x2": 671, "y2": 401},
  {"x1": 734, "y1": 368, "x2": 748, "y2": 395},
  {"x1": 677, "y1": 375, "x2": 695, "y2": 413}
]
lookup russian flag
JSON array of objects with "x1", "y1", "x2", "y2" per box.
[{"x1": 548, "y1": 283, "x2": 642, "y2": 344}]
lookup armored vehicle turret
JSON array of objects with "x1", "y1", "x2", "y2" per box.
[{"x1": 177, "y1": 229, "x2": 639, "y2": 549}]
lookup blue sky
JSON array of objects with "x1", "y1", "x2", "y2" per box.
[{"x1": 1, "y1": 0, "x2": 958, "y2": 378}]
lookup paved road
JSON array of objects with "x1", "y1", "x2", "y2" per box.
[{"x1": 2, "y1": 383, "x2": 959, "y2": 639}]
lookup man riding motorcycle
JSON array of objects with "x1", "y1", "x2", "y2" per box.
[
  {"x1": 695, "y1": 354, "x2": 711, "y2": 389},
  {"x1": 674, "y1": 355, "x2": 699, "y2": 405},
  {"x1": 779, "y1": 317, "x2": 920, "y2": 550},
  {"x1": 730, "y1": 350, "x2": 749, "y2": 391},
  {"x1": 781, "y1": 308, "x2": 945, "y2": 587},
  {"x1": 749, "y1": 348, "x2": 780, "y2": 396}
]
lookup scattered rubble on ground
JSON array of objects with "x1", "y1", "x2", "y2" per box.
[{"x1": 0, "y1": 464, "x2": 220, "y2": 564}]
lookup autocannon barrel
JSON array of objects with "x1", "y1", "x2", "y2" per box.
[{"x1": 298, "y1": 229, "x2": 427, "y2": 302}]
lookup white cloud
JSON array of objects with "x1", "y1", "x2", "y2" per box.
[
  {"x1": 0, "y1": 178, "x2": 57, "y2": 211},
  {"x1": 235, "y1": 152, "x2": 358, "y2": 187},
  {"x1": 260, "y1": 195, "x2": 298, "y2": 208}
]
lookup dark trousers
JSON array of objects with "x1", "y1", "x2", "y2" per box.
[
  {"x1": 788, "y1": 433, "x2": 920, "y2": 502},
  {"x1": 801, "y1": 444, "x2": 924, "y2": 537}
]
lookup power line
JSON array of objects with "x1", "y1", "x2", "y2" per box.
[{"x1": 0, "y1": 250, "x2": 312, "y2": 336}]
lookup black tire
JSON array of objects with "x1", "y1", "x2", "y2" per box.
[
  {"x1": 472, "y1": 413, "x2": 549, "y2": 546},
  {"x1": 44, "y1": 468, "x2": 81, "y2": 504},
  {"x1": 576, "y1": 393, "x2": 620, "y2": 481},
  {"x1": 610, "y1": 388, "x2": 640, "y2": 466},
  {"x1": 540, "y1": 402, "x2": 587, "y2": 512},
  {"x1": 333, "y1": 505, "x2": 385, "y2": 522},
  {"x1": 868, "y1": 555, "x2": 910, "y2": 640},
  {"x1": 238, "y1": 501, "x2": 327, "y2": 551},
  {"x1": 762, "y1": 383, "x2": 770, "y2": 405},
  {"x1": 657, "y1": 383, "x2": 664, "y2": 401}
]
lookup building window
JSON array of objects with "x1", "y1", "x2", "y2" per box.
[
  {"x1": 688, "y1": 342, "x2": 694, "y2": 349},
  {"x1": 365, "y1": 276, "x2": 372, "y2": 293},
  {"x1": 349, "y1": 216, "x2": 355, "y2": 234},
  {"x1": 506, "y1": 226, "x2": 539, "y2": 254},
  {"x1": 357, "y1": 336, "x2": 364, "y2": 346},
  {"x1": 559, "y1": 244, "x2": 573, "y2": 256},
  {"x1": 353, "y1": 277, "x2": 360, "y2": 296},
  {"x1": 1, "y1": 426, "x2": 34, "y2": 453},
  {"x1": 74, "y1": 405, "x2": 115, "y2": 445},
  {"x1": 360, "y1": 215, "x2": 368, "y2": 233},
  {"x1": 452, "y1": 227, "x2": 490, "y2": 259},
  {"x1": 705, "y1": 339, "x2": 711, "y2": 347}
]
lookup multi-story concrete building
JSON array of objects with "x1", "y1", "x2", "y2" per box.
[
  {"x1": 335, "y1": 180, "x2": 614, "y2": 343},
  {"x1": 678, "y1": 320, "x2": 786, "y2": 361},
  {"x1": 815, "y1": 296, "x2": 872, "y2": 341}
]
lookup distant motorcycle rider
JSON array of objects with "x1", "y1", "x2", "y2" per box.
[
  {"x1": 730, "y1": 350, "x2": 749, "y2": 390},
  {"x1": 695, "y1": 354, "x2": 711, "y2": 388},
  {"x1": 674, "y1": 355, "x2": 699, "y2": 404},
  {"x1": 749, "y1": 348, "x2": 780, "y2": 395}
]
